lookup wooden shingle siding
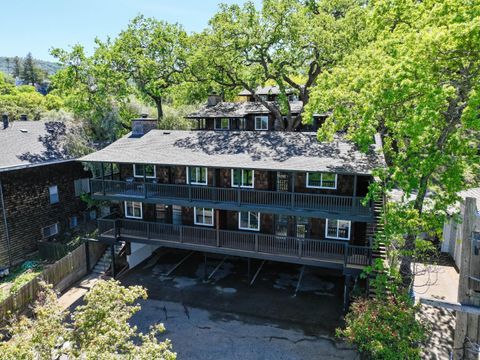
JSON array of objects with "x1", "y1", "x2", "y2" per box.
[{"x1": 0, "y1": 162, "x2": 90, "y2": 266}]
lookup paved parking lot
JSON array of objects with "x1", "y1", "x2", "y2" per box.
[{"x1": 120, "y1": 249, "x2": 358, "y2": 359}]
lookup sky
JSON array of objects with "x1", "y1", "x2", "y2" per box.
[{"x1": 0, "y1": 0, "x2": 261, "y2": 61}]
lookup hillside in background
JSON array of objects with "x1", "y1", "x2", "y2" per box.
[{"x1": 0, "y1": 56, "x2": 61, "y2": 76}]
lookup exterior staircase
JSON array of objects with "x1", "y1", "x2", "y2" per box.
[
  {"x1": 366, "y1": 197, "x2": 390, "y2": 298},
  {"x1": 92, "y1": 242, "x2": 124, "y2": 275}
]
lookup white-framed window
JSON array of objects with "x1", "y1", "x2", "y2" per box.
[
  {"x1": 306, "y1": 172, "x2": 337, "y2": 189},
  {"x1": 238, "y1": 211, "x2": 260, "y2": 231},
  {"x1": 187, "y1": 167, "x2": 208, "y2": 185},
  {"x1": 125, "y1": 201, "x2": 143, "y2": 219},
  {"x1": 42, "y1": 223, "x2": 59, "y2": 238},
  {"x1": 194, "y1": 207, "x2": 214, "y2": 226},
  {"x1": 49, "y1": 185, "x2": 59, "y2": 204},
  {"x1": 325, "y1": 219, "x2": 351, "y2": 240},
  {"x1": 231, "y1": 169, "x2": 254, "y2": 188},
  {"x1": 69, "y1": 216, "x2": 78, "y2": 229},
  {"x1": 74, "y1": 178, "x2": 90, "y2": 197},
  {"x1": 254, "y1": 116, "x2": 269, "y2": 130},
  {"x1": 133, "y1": 164, "x2": 156, "y2": 178},
  {"x1": 214, "y1": 118, "x2": 230, "y2": 130}
]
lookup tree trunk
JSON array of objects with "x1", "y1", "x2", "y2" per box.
[
  {"x1": 155, "y1": 98, "x2": 163, "y2": 123},
  {"x1": 398, "y1": 175, "x2": 429, "y2": 290}
]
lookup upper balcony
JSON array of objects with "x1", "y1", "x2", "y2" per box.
[{"x1": 90, "y1": 178, "x2": 373, "y2": 221}]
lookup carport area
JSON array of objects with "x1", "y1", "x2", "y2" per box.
[{"x1": 120, "y1": 248, "x2": 358, "y2": 359}]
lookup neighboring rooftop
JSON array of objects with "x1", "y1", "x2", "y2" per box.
[
  {"x1": 187, "y1": 101, "x2": 304, "y2": 119},
  {"x1": 0, "y1": 120, "x2": 73, "y2": 172},
  {"x1": 238, "y1": 86, "x2": 296, "y2": 96},
  {"x1": 80, "y1": 130, "x2": 385, "y2": 175}
]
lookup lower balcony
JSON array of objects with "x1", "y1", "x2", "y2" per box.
[{"x1": 98, "y1": 218, "x2": 372, "y2": 271}]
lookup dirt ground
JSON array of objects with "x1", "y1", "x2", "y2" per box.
[{"x1": 119, "y1": 249, "x2": 359, "y2": 359}]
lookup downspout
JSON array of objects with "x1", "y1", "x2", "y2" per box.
[{"x1": 0, "y1": 179, "x2": 12, "y2": 267}]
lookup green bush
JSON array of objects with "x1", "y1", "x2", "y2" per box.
[{"x1": 338, "y1": 295, "x2": 426, "y2": 360}]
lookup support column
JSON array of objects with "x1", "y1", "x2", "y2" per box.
[
  {"x1": 143, "y1": 167, "x2": 147, "y2": 198},
  {"x1": 215, "y1": 209, "x2": 220, "y2": 247},
  {"x1": 290, "y1": 172, "x2": 296, "y2": 209},
  {"x1": 352, "y1": 174, "x2": 358, "y2": 210},
  {"x1": 100, "y1": 162, "x2": 105, "y2": 196},
  {"x1": 343, "y1": 274, "x2": 352, "y2": 312},
  {"x1": 203, "y1": 253, "x2": 208, "y2": 281}
]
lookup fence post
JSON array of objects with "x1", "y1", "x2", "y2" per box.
[
  {"x1": 344, "y1": 242, "x2": 348, "y2": 267},
  {"x1": 85, "y1": 242, "x2": 90, "y2": 273},
  {"x1": 146, "y1": 222, "x2": 150, "y2": 240},
  {"x1": 180, "y1": 226, "x2": 183, "y2": 243},
  {"x1": 255, "y1": 234, "x2": 258, "y2": 252},
  {"x1": 237, "y1": 188, "x2": 241, "y2": 206},
  {"x1": 298, "y1": 239, "x2": 303, "y2": 258},
  {"x1": 189, "y1": 186, "x2": 192, "y2": 202}
]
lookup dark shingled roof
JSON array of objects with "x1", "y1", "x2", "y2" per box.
[
  {"x1": 187, "y1": 101, "x2": 304, "y2": 118},
  {"x1": 80, "y1": 130, "x2": 385, "y2": 175},
  {"x1": 0, "y1": 120, "x2": 73, "y2": 172}
]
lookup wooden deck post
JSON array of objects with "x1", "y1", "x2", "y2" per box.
[
  {"x1": 290, "y1": 172, "x2": 296, "y2": 209},
  {"x1": 352, "y1": 175, "x2": 357, "y2": 210},
  {"x1": 215, "y1": 209, "x2": 220, "y2": 247},
  {"x1": 100, "y1": 162, "x2": 105, "y2": 196}
]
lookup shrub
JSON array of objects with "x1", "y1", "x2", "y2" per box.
[{"x1": 338, "y1": 295, "x2": 426, "y2": 360}]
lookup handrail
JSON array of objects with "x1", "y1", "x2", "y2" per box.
[
  {"x1": 90, "y1": 179, "x2": 372, "y2": 216},
  {"x1": 98, "y1": 218, "x2": 371, "y2": 267}
]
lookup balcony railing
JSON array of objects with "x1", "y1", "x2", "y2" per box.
[
  {"x1": 90, "y1": 179, "x2": 372, "y2": 217},
  {"x1": 98, "y1": 218, "x2": 371, "y2": 268}
]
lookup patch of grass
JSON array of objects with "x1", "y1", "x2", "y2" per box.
[{"x1": 0, "y1": 261, "x2": 43, "y2": 301}]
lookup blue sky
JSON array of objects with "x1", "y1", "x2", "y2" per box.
[{"x1": 0, "y1": 0, "x2": 260, "y2": 61}]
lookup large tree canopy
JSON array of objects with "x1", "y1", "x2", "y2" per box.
[
  {"x1": 307, "y1": 0, "x2": 480, "y2": 287},
  {"x1": 109, "y1": 15, "x2": 189, "y2": 121},
  {"x1": 189, "y1": 0, "x2": 367, "y2": 130}
]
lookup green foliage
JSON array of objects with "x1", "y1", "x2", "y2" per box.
[
  {"x1": 188, "y1": 0, "x2": 366, "y2": 130},
  {"x1": 338, "y1": 295, "x2": 426, "y2": 359},
  {"x1": 307, "y1": 0, "x2": 480, "y2": 287},
  {"x1": 0, "y1": 280, "x2": 176, "y2": 359},
  {"x1": 108, "y1": 15, "x2": 189, "y2": 121}
]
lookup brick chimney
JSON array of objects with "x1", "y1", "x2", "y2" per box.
[
  {"x1": 207, "y1": 92, "x2": 222, "y2": 107},
  {"x1": 131, "y1": 114, "x2": 158, "y2": 137},
  {"x1": 2, "y1": 114, "x2": 8, "y2": 129}
]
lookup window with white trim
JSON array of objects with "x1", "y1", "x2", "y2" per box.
[
  {"x1": 133, "y1": 164, "x2": 156, "y2": 178},
  {"x1": 42, "y1": 223, "x2": 59, "y2": 238},
  {"x1": 238, "y1": 211, "x2": 260, "y2": 231},
  {"x1": 194, "y1": 207, "x2": 214, "y2": 226},
  {"x1": 125, "y1": 201, "x2": 143, "y2": 219},
  {"x1": 231, "y1": 169, "x2": 254, "y2": 188},
  {"x1": 306, "y1": 172, "x2": 337, "y2": 189},
  {"x1": 188, "y1": 167, "x2": 208, "y2": 185},
  {"x1": 74, "y1": 178, "x2": 90, "y2": 197},
  {"x1": 325, "y1": 219, "x2": 351, "y2": 240},
  {"x1": 49, "y1": 185, "x2": 59, "y2": 204},
  {"x1": 254, "y1": 116, "x2": 268, "y2": 130},
  {"x1": 214, "y1": 118, "x2": 230, "y2": 130}
]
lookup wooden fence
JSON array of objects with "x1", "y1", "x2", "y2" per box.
[{"x1": 0, "y1": 242, "x2": 105, "y2": 322}]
